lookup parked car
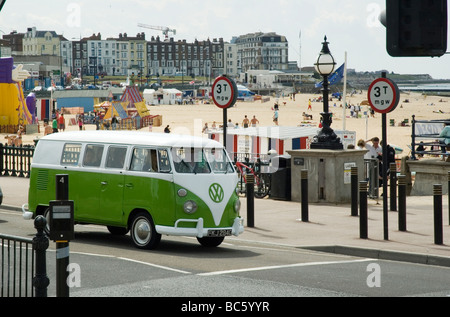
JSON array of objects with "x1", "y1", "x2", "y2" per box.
[
  {"x1": 32, "y1": 86, "x2": 43, "y2": 92},
  {"x1": 0, "y1": 185, "x2": 3, "y2": 205}
]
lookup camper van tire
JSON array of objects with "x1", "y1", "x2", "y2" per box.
[
  {"x1": 197, "y1": 236, "x2": 225, "y2": 247},
  {"x1": 130, "y1": 212, "x2": 161, "y2": 249}
]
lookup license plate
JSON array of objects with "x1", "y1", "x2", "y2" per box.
[{"x1": 207, "y1": 229, "x2": 232, "y2": 237}]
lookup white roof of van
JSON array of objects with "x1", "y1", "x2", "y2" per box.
[{"x1": 40, "y1": 131, "x2": 223, "y2": 148}]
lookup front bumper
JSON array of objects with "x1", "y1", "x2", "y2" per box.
[{"x1": 155, "y1": 217, "x2": 244, "y2": 238}]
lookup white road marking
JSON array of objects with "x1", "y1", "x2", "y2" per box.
[{"x1": 198, "y1": 258, "x2": 374, "y2": 276}]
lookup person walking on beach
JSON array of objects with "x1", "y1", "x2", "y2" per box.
[
  {"x1": 250, "y1": 115, "x2": 259, "y2": 127},
  {"x1": 307, "y1": 99, "x2": 312, "y2": 111},
  {"x1": 273, "y1": 109, "x2": 279, "y2": 125},
  {"x1": 58, "y1": 113, "x2": 65, "y2": 132},
  {"x1": 242, "y1": 115, "x2": 250, "y2": 128}
]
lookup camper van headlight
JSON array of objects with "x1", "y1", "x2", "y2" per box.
[
  {"x1": 234, "y1": 199, "x2": 241, "y2": 213},
  {"x1": 183, "y1": 200, "x2": 198, "y2": 214}
]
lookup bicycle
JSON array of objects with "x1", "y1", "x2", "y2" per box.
[{"x1": 235, "y1": 161, "x2": 270, "y2": 199}]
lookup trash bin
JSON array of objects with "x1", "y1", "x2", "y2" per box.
[{"x1": 269, "y1": 155, "x2": 291, "y2": 200}]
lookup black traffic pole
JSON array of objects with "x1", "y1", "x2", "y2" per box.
[
  {"x1": 351, "y1": 166, "x2": 358, "y2": 217},
  {"x1": 246, "y1": 174, "x2": 255, "y2": 228},
  {"x1": 389, "y1": 162, "x2": 397, "y2": 211},
  {"x1": 301, "y1": 169, "x2": 309, "y2": 222},
  {"x1": 397, "y1": 175, "x2": 407, "y2": 232},
  {"x1": 433, "y1": 184, "x2": 443, "y2": 245},
  {"x1": 56, "y1": 174, "x2": 70, "y2": 297},
  {"x1": 381, "y1": 72, "x2": 389, "y2": 241},
  {"x1": 359, "y1": 181, "x2": 368, "y2": 239}
]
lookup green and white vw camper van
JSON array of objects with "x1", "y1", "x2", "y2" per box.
[{"x1": 25, "y1": 131, "x2": 243, "y2": 249}]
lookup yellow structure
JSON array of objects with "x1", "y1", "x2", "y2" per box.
[{"x1": 0, "y1": 57, "x2": 32, "y2": 132}]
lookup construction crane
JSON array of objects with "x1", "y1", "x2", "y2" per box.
[{"x1": 137, "y1": 23, "x2": 176, "y2": 41}]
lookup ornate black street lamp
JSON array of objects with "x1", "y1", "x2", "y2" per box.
[{"x1": 310, "y1": 36, "x2": 343, "y2": 150}]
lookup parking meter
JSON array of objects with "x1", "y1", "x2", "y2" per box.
[{"x1": 49, "y1": 200, "x2": 74, "y2": 241}]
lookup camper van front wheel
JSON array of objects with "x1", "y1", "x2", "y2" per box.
[{"x1": 130, "y1": 212, "x2": 161, "y2": 249}]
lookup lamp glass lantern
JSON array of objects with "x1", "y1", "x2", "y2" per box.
[
  {"x1": 314, "y1": 36, "x2": 336, "y2": 76},
  {"x1": 310, "y1": 36, "x2": 343, "y2": 150}
]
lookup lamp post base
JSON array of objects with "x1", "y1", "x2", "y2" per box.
[
  {"x1": 311, "y1": 112, "x2": 343, "y2": 150},
  {"x1": 310, "y1": 140, "x2": 344, "y2": 150}
]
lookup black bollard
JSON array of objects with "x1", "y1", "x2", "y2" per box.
[
  {"x1": 433, "y1": 184, "x2": 443, "y2": 245},
  {"x1": 359, "y1": 181, "x2": 368, "y2": 239},
  {"x1": 32, "y1": 216, "x2": 50, "y2": 297},
  {"x1": 398, "y1": 175, "x2": 407, "y2": 231},
  {"x1": 351, "y1": 166, "x2": 358, "y2": 217},
  {"x1": 301, "y1": 169, "x2": 309, "y2": 222},
  {"x1": 389, "y1": 163, "x2": 397, "y2": 211},
  {"x1": 246, "y1": 174, "x2": 255, "y2": 228}
]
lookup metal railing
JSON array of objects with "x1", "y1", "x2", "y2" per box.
[
  {"x1": 0, "y1": 143, "x2": 35, "y2": 178},
  {"x1": 411, "y1": 116, "x2": 450, "y2": 160},
  {"x1": 1, "y1": 234, "x2": 35, "y2": 297},
  {"x1": 1, "y1": 216, "x2": 49, "y2": 297}
]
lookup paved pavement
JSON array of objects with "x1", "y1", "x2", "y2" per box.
[{"x1": 1, "y1": 176, "x2": 449, "y2": 267}]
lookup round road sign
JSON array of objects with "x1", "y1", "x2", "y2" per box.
[
  {"x1": 368, "y1": 78, "x2": 400, "y2": 113},
  {"x1": 212, "y1": 75, "x2": 237, "y2": 109}
]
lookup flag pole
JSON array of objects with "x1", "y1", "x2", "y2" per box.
[{"x1": 342, "y1": 51, "x2": 347, "y2": 131}]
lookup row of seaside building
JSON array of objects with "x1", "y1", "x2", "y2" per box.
[{"x1": 1, "y1": 26, "x2": 301, "y2": 83}]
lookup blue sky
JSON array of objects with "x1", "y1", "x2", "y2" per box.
[{"x1": 1, "y1": 0, "x2": 449, "y2": 79}]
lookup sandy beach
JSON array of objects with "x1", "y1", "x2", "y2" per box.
[{"x1": 11, "y1": 90, "x2": 450, "y2": 158}]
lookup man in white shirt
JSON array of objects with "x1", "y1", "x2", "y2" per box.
[{"x1": 365, "y1": 137, "x2": 382, "y2": 159}]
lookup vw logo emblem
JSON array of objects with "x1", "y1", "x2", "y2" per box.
[{"x1": 209, "y1": 183, "x2": 224, "y2": 203}]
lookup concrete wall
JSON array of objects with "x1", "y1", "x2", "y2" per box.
[
  {"x1": 407, "y1": 159, "x2": 449, "y2": 195},
  {"x1": 288, "y1": 149, "x2": 366, "y2": 203}
]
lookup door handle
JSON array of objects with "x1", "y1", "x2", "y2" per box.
[
  {"x1": 125, "y1": 183, "x2": 134, "y2": 188},
  {"x1": 101, "y1": 181, "x2": 108, "y2": 185}
]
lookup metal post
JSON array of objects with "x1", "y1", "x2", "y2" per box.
[
  {"x1": 301, "y1": 169, "x2": 309, "y2": 222},
  {"x1": 246, "y1": 174, "x2": 254, "y2": 228},
  {"x1": 32, "y1": 216, "x2": 49, "y2": 297},
  {"x1": 223, "y1": 108, "x2": 227, "y2": 149},
  {"x1": 433, "y1": 184, "x2": 443, "y2": 245},
  {"x1": 351, "y1": 166, "x2": 358, "y2": 216},
  {"x1": 389, "y1": 162, "x2": 397, "y2": 211},
  {"x1": 398, "y1": 175, "x2": 407, "y2": 231},
  {"x1": 381, "y1": 72, "x2": 388, "y2": 241},
  {"x1": 359, "y1": 181, "x2": 368, "y2": 239},
  {"x1": 411, "y1": 115, "x2": 416, "y2": 160},
  {"x1": 55, "y1": 174, "x2": 70, "y2": 297}
]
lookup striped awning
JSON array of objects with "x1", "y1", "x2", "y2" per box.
[{"x1": 120, "y1": 86, "x2": 143, "y2": 104}]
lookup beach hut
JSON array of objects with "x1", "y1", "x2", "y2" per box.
[
  {"x1": 208, "y1": 126, "x2": 356, "y2": 161},
  {"x1": 143, "y1": 88, "x2": 183, "y2": 105}
]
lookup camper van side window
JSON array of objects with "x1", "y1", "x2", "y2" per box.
[
  {"x1": 158, "y1": 149, "x2": 171, "y2": 173},
  {"x1": 130, "y1": 148, "x2": 158, "y2": 172},
  {"x1": 106, "y1": 146, "x2": 127, "y2": 169},
  {"x1": 83, "y1": 144, "x2": 104, "y2": 167},
  {"x1": 61, "y1": 143, "x2": 82, "y2": 166}
]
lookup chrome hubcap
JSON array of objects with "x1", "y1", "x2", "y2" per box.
[{"x1": 134, "y1": 218, "x2": 150, "y2": 244}]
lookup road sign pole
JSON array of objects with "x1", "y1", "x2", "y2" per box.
[
  {"x1": 381, "y1": 71, "x2": 389, "y2": 241},
  {"x1": 223, "y1": 108, "x2": 227, "y2": 149},
  {"x1": 368, "y1": 72, "x2": 400, "y2": 241}
]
